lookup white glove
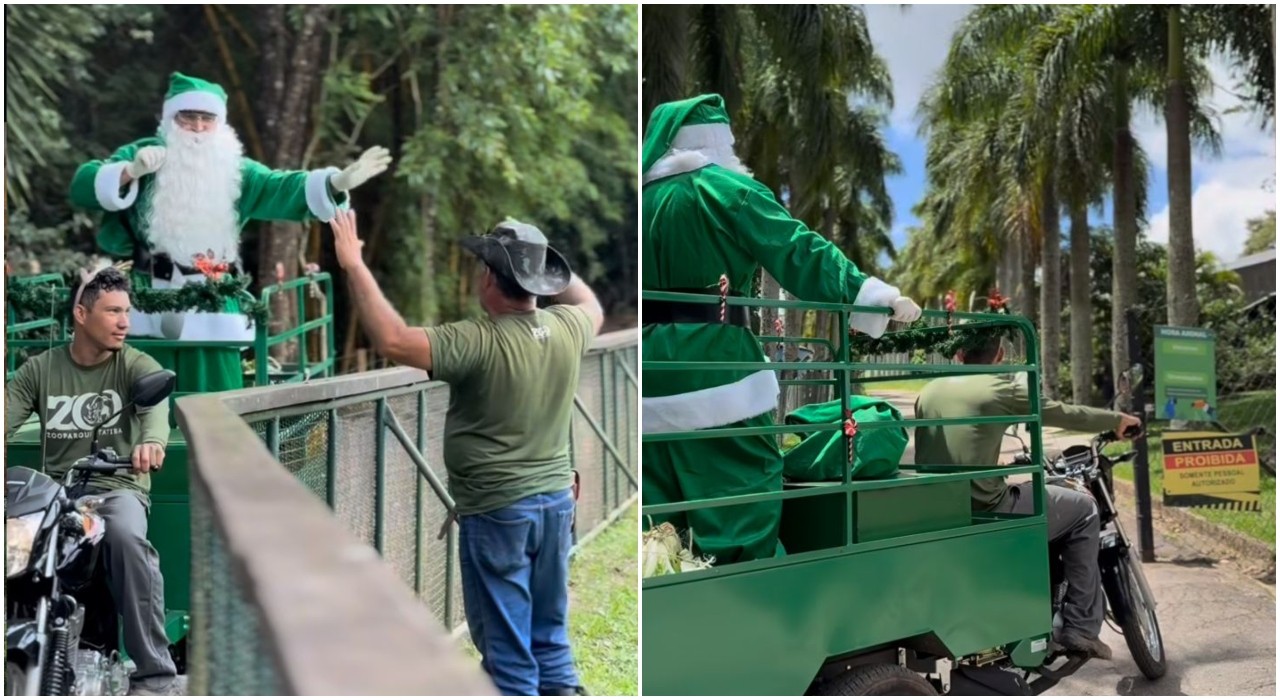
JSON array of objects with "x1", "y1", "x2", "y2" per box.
[
  {"x1": 330, "y1": 146, "x2": 392, "y2": 192},
  {"x1": 125, "y1": 146, "x2": 166, "y2": 179},
  {"x1": 890, "y1": 296, "x2": 922, "y2": 323}
]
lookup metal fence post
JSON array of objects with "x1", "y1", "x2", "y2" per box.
[{"x1": 1127, "y1": 308, "x2": 1156, "y2": 563}]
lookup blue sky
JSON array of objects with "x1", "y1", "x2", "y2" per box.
[{"x1": 863, "y1": 4, "x2": 1276, "y2": 268}]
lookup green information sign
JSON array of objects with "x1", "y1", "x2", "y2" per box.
[{"x1": 1154, "y1": 325, "x2": 1217, "y2": 422}]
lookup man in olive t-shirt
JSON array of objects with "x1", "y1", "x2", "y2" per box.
[
  {"x1": 331, "y1": 210, "x2": 604, "y2": 696},
  {"x1": 3, "y1": 267, "x2": 183, "y2": 694},
  {"x1": 914, "y1": 335, "x2": 1142, "y2": 662}
]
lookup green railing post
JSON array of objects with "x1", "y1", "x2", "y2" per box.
[
  {"x1": 325, "y1": 409, "x2": 338, "y2": 507},
  {"x1": 296, "y1": 283, "x2": 308, "y2": 379},
  {"x1": 375, "y1": 398, "x2": 387, "y2": 554},
  {"x1": 267, "y1": 417, "x2": 280, "y2": 458},
  {"x1": 599, "y1": 352, "x2": 609, "y2": 511},
  {"x1": 415, "y1": 391, "x2": 426, "y2": 598}
]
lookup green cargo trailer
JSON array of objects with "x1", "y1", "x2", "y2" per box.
[{"x1": 642, "y1": 291, "x2": 1080, "y2": 696}]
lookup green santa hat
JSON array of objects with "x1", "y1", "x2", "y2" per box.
[
  {"x1": 161, "y1": 72, "x2": 228, "y2": 124},
  {"x1": 641, "y1": 94, "x2": 734, "y2": 178}
]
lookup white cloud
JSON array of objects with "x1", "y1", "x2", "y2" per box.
[
  {"x1": 863, "y1": 4, "x2": 973, "y2": 132},
  {"x1": 1146, "y1": 170, "x2": 1275, "y2": 263},
  {"x1": 1144, "y1": 53, "x2": 1276, "y2": 262}
]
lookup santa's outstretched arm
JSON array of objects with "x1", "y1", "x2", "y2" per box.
[
  {"x1": 70, "y1": 140, "x2": 165, "y2": 213},
  {"x1": 239, "y1": 146, "x2": 392, "y2": 225},
  {"x1": 727, "y1": 185, "x2": 921, "y2": 339}
]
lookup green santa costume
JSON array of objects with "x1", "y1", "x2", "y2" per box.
[
  {"x1": 69, "y1": 72, "x2": 389, "y2": 393},
  {"x1": 642, "y1": 94, "x2": 917, "y2": 564}
]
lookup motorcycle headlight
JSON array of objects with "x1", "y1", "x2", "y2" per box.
[{"x1": 6, "y1": 512, "x2": 44, "y2": 578}]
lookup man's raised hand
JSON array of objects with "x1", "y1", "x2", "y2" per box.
[
  {"x1": 330, "y1": 209, "x2": 366, "y2": 270},
  {"x1": 331, "y1": 146, "x2": 392, "y2": 192}
]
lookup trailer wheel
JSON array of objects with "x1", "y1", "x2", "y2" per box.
[{"x1": 820, "y1": 664, "x2": 938, "y2": 695}]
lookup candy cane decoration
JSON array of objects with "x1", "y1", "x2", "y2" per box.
[
  {"x1": 843, "y1": 409, "x2": 858, "y2": 468},
  {"x1": 944, "y1": 289, "x2": 957, "y2": 335},
  {"x1": 718, "y1": 274, "x2": 729, "y2": 323}
]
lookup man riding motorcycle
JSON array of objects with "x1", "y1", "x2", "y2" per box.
[
  {"x1": 914, "y1": 335, "x2": 1143, "y2": 660},
  {"x1": 4, "y1": 266, "x2": 184, "y2": 696}
]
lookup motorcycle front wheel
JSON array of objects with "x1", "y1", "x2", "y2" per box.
[{"x1": 1109, "y1": 554, "x2": 1167, "y2": 679}]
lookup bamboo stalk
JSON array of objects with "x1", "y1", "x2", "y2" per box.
[{"x1": 204, "y1": 4, "x2": 265, "y2": 161}]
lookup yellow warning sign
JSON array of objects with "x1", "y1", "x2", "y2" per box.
[{"x1": 1162, "y1": 432, "x2": 1261, "y2": 512}]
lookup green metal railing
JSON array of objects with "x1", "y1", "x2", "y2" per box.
[
  {"x1": 223, "y1": 329, "x2": 637, "y2": 633},
  {"x1": 5, "y1": 272, "x2": 335, "y2": 384},
  {"x1": 641, "y1": 291, "x2": 1047, "y2": 585}
]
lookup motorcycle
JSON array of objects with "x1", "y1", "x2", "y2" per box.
[
  {"x1": 1009, "y1": 424, "x2": 1168, "y2": 685},
  {"x1": 5, "y1": 370, "x2": 176, "y2": 696}
]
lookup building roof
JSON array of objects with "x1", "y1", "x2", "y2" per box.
[{"x1": 1224, "y1": 248, "x2": 1277, "y2": 271}]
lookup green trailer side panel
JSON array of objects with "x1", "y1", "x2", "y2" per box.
[
  {"x1": 780, "y1": 476, "x2": 971, "y2": 552},
  {"x1": 6, "y1": 424, "x2": 192, "y2": 614},
  {"x1": 642, "y1": 524, "x2": 1051, "y2": 696}
]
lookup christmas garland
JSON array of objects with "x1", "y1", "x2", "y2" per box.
[
  {"x1": 6, "y1": 274, "x2": 268, "y2": 327},
  {"x1": 845, "y1": 289, "x2": 1018, "y2": 358}
]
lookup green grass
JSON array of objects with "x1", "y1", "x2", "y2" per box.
[
  {"x1": 1110, "y1": 440, "x2": 1275, "y2": 544},
  {"x1": 458, "y1": 505, "x2": 638, "y2": 695}
]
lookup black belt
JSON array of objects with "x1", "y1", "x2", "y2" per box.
[
  {"x1": 643, "y1": 288, "x2": 751, "y2": 328},
  {"x1": 144, "y1": 252, "x2": 239, "y2": 281}
]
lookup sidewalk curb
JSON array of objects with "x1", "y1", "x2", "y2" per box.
[{"x1": 1113, "y1": 476, "x2": 1275, "y2": 581}]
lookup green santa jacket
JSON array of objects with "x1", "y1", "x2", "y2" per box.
[
  {"x1": 69, "y1": 137, "x2": 347, "y2": 261},
  {"x1": 641, "y1": 163, "x2": 901, "y2": 434}
]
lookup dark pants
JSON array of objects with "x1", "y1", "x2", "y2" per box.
[
  {"x1": 94, "y1": 491, "x2": 176, "y2": 679},
  {"x1": 458, "y1": 489, "x2": 580, "y2": 696},
  {"x1": 996, "y1": 483, "x2": 1106, "y2": 637}
]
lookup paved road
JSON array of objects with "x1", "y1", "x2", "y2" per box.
[{"x1": 871, "y1": 389, "x2": 1277, "y2": 696}]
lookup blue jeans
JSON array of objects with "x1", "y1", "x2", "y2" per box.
[{"x1": 459, "y1": 488, "x2": 580, "y2": 696}]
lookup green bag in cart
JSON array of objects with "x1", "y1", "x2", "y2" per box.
[{"x1": 782, "y1": 396, "x2": 908, "y2": 481}]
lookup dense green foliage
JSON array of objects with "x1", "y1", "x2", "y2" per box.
[{"x1": 5, "y1": 5, "x2": 638, "y2": 363}]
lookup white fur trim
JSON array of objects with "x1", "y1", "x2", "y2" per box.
[
  {"x1": 643, "y1": 369, "x2": 780, "y2": 434},
  {"x1": 849, "y1": 276, "x2": 901, "y2": 339},
  {"x1": 643, "y1": 150, "x2": 713, "y2": 184},
  {"x1": 94, "y1": 161, "x2": 139, "y2": 211},
  {"x1": 129, "y1": 271, "x2": 255, "y2": 342},
  {"x1": 306, "y1": 167, "x2": 342, "y2": 222},
  {"x1": 161, "y1": 91, "x2": 227, "y2": 124}
]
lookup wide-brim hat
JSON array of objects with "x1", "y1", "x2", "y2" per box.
[{"x1": 460, "y1": 220, "x2": 572, "y2": 297}]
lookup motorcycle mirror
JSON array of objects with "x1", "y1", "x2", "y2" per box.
[{"x1": 131, "y1": 370, "x2": 177, "y2": 409}]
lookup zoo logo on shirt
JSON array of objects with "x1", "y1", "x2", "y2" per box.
[{"x1": 45, "y1": 390, "x2": 124, "y2": 439}]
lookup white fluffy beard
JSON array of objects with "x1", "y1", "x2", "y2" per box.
[
  {"x1": 146, "y1": 121, "x2": 245, "y2": 267},
  {"x1": 703, "y1": 144, "x2": 752, "y2": 177}
]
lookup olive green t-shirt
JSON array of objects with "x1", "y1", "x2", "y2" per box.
[
  {"x1": 914, "y1": 373, "x2": 1121, "y2": 510},
  {"x1": 4, "y1": 344, "x2": 169, "y2": 499},
  {"x1": 424, "y1": 305, "x2": 595, "y2": 515}
]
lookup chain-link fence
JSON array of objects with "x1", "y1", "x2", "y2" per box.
[{"x1": 183, "y1": 330, "x2": 637, "y2": 692}]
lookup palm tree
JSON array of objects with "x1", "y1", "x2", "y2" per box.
[{"x1": 1033, "y1": 5, "x2": 1267, "y2": 330}]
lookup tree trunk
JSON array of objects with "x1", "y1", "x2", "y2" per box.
[
  {"x1": 1069, "y1": 202, "x2": 1093, "y2": 405},
  {"x1": 641, "y1": 5, "x2": 688, "y2": 130},
  {"x1": 1165, "y1": 5, "x2": 1199, "y2": 326},
  {"x1": 1039, "y1": 176, "x2": 1060, "y2": 399},
  {"x1": 256, "y1": 5, "x2": 330, "y2": 362},
  {"x1": 1020, "y1": 211, "x2": 1037, "y2": 332},
  {"x1": 1111, "y1": 69, "x2": 1138, "y2": 411}
]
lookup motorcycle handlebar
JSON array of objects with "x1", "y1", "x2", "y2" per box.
[
  {"x1": 1098, "y1": 423, "x2": 1144, "y2": 443},
  {"x1": 71, "y1": 454, "x2": 135, "y2": 474}
]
